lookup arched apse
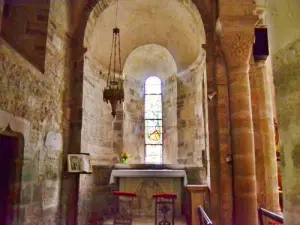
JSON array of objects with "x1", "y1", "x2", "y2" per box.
[
  {"x1": 81, "y1": 0, "x2": 208, "y2": 166},
  {"x1": 123, "y1": 44, "x2": 177, "y2": 79},
  {"x1": 77, "y1": 1, "x2": 210, "y2": 224},
  {"x1": 84, "y1": 0, "x2": 206, "y2": 72},
  {"x1": 122, "y1": 44, "x2": 178, "y2": 164}
]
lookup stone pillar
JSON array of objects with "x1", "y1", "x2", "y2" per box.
[
  {"x1": 215, "y1": 48, "x2": 233, "y2": 225},
  {"x1": 205, "y1": 32, "x2": 221, "y2": 225},
  {"x1": 220, "y1": 18, "x2": 258, "y2": 225},
  {"x1": 61, "y1": 42, "x2": 86, "y2": 225},
  {"x1": 249, "y1": 59, "x2": 280, "y2": 213}
]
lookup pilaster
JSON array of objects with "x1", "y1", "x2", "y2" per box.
[
  {"x1": 64, "y1": 41, "x2": 87, "y2": 225},
  {"x1": 250, "y1": 59, "x2": 280, "y2": 215},
  {"x1": 215, "y1": 48, "x2": 233, "y2": 225},
  {"x1": 219, "y1": 16, "x2": 259, "y2": 225}
]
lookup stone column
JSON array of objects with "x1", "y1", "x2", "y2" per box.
[
  {"x1": 220, "y1": 18, "x2": 258, "y2": 225},
  {"x1": 61, "y1": 42, "x2": 86, "y2": 225},
  {"x1": 205, "y1": 32, "x2": 221, "y2": 225},
  {"x1": 249, "y1": 59, "x2": 280, "y2": 213},
  {"x1": 215, "y1": 48, "x2": 233, "y2": 225}
]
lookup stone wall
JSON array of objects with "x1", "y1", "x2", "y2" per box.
[
  {"x1": 177, "y1": 66, "x2": 206, "y2": 166},
  {"x1": 122, "y1": 44, "x2": 179, "y2": 164},
  {"x1": 1, "y1": 0, "x2": 50, "y2": 71},
  {"x1": 0, "y1": 0, "x2": 76, "y2": 224},
  {"x1": 0, "y1": 35, "x2": 67, "y2": 224},
  {"x1": 123, "y1": 76, "x2": 144, "y2": 163},
  {"x1": 78, "y1": 57, "x2": 123, "y2": 225},
  {"x1": 78, "y1": 166, "x2": 116, "y2": 225},
  {"x1": 162, "y1": 75, "x2": 178, "y2": 164},
  {"x1": 81, "y1": 57, "x2": 122, "y2": 165}
]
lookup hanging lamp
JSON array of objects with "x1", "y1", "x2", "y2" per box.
[{"x1": 103, "y1": 0, "x2": 124, "y2": 117}]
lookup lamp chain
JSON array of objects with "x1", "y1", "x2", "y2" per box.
[{"x1": 115, "y1": 0, "x2": 119, "y2": 27}]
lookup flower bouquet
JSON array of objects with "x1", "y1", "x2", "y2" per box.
[{"x1": 120, "y1": 152, "x2": 131, "y2": 164}]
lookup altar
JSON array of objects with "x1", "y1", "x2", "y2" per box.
[{"x1": 109, "y1": 169, "x2": 188, "y2": 217}]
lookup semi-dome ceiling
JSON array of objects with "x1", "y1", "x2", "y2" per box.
[
  {"x1": 123, "y1": 44, "x2": 177, "y2": 79},
  {"x1": 85, "y1": 0, "x2": 205, "y2": 72}
]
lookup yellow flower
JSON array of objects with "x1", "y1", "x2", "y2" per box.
[{"x1": 121, "y1": 152, "x2": 131, "y2": 159}]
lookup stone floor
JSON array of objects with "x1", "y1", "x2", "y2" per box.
[{"x1": 103, "y1": 216, "x2": 187, "y2": 225}]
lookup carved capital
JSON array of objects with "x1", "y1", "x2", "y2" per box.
[{"x1": 220, "y1": 32, "x2": 255, "y2": 67}]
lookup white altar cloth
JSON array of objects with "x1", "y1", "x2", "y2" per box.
[{"x1": 109, "y1": 169, "x2": 188, "y2": 186}]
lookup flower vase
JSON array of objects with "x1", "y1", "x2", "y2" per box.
[{"x1": 121, "y1": 158, "x2": 128, "y2": 164}]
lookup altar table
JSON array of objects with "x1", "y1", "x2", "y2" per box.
[
  {"x1": 109, "y1": 169, "x2": 188, "y2": 216},
  {"x1": 109, "y1": 169, "x2": 188, "y2": 186}
]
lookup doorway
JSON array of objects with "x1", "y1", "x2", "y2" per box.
[{"x1": 0, "y1": 134, "x2": 21, "y2": 225}]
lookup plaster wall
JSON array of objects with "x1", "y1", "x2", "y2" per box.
[
  {"x1": 267, "y1": 0, "x2": 300, "y2": 224},
  {"x1": 267, "y1": 0, "x2": 300, "y2": 54}
]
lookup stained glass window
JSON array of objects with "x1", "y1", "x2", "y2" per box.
[{"x1": 144, "y1": 76, "x2": 163, "y2": 164}]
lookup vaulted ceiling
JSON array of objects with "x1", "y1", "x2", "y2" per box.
[{"x1": 85, "y1": 0, "x2": 206, "y2": 72}]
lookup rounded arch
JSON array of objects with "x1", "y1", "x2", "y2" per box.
[
  {"x1": 123, "y1": 44, "x2": 177, "y2": 80},
  {"x1": 84, "y1": 0, "x2": 206, "y2": 46},
  {"x1": 145, "y1": 76, "x2": 162, "y2": 86},
  {"x1": 84, "y1": 0, "x2": 206, "y2": 72}
]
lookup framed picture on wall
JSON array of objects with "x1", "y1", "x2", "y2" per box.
[{"x1": 67, "y1": 153, "x2": 92, "y2": 174}]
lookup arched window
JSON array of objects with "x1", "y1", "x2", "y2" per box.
[{"x1": 144, "y1": 76, "x2": 163, "y2": 164}]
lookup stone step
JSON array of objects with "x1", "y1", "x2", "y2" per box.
[{"x1": 103, "y1": 216, "x2": 187, "y2": 225}]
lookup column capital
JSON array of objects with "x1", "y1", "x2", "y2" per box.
[
  {"x1": 220, "y1": 32, "x2": 255, "y2": 68},
  {"x1": 218, "y1": 16, "x2": 259, "y2": 68},
  {"x1": 219, "y1": 15, "x2": 258, "y2": 33}
]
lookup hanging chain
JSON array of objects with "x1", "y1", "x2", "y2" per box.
[
  {"x1": 106, "y1": 0, "x2": 122, "y2": 89},
  {"x1": 115, "y1": 0, "x2": 119, "y2": 27},
  {"x1": 118, "y1": 31, "x2": 122, "y2": 89},
  {"x1": 107, "y1": 31, "x2": 115, "y2": 87},
  {"x1": 113, "y1": 29, "x2": 117, "y2": 88}
]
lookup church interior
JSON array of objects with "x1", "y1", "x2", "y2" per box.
[{"x1": 0, "y1": 0, "x2": 299, "y2": 225}]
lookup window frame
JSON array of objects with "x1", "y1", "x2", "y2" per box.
[{"x1": 144, "y1": 76, "x2": 163, "y2": 164}]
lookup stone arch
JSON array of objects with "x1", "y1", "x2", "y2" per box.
[
  {"x1": 83, "y1": 0, "x2": 207, "y2": 48},
  {"x1": 122, "y1": 44, "x2": 178, "y2": 164},
  {"x1": 123, "y1": 44, "x2": 178, "y2": 80},
  {"x1": 0, "y1": 110, "x2": 30, "y2": 224},
  {"x1": 0, "y1": 110, "x2": 30, "y2": 146},
  {"x1": 82, "y1": 0, "x2": 207, "y2": 72}
]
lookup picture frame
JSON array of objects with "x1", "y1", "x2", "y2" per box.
[{"x1": 67, "y1": 153, "x2": 92, "y2": 174}]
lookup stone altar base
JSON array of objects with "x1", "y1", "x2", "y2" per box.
[
  {"x1": 103, "y1": 216, "x2": 187, "y2": 225},
  {"x1": 119, "y1": 177, "x2": 182, "y2": 217}
]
